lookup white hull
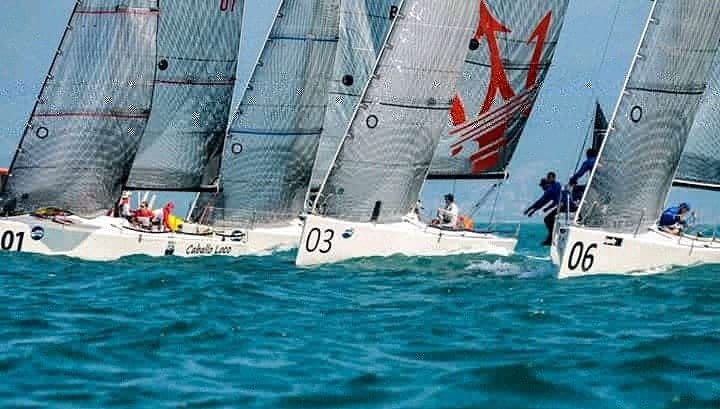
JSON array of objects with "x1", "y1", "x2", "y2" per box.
[
  {"x1": 552, "y1": 222, "x2": 720, "y2": 278},
  {"x1": 295, "y1": 214, "x2": 517, "y2": 266},
  {"x1": 0, "y1": 215, "x2": 300, "y2": 261}
]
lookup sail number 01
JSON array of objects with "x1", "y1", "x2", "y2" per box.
[
  {"x1": 305, "y1": 228, "x2": 334, "y2": 253},
  {"x1": 219, "y1": 0, "x2": 237, "y2": 11},
  {"x1": 0, "y1": 230, "x2": 24, "y2": 252},
  {"x1": 567, "y1": 242, "x2": 597, "y2": 271}
]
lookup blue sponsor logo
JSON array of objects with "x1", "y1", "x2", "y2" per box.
[
  {"x1": 30, "y1": 226, "x2": 44, "y2": 240},
  {"x1": 342, "y1": 228, "x2": 354, "y2": 239}
]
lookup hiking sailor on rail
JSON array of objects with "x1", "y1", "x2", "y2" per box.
[
  {"x1": 524, "y1": 171, "x2": 561, "y2": 246},
  {"x1": 433, "y1": 194, "x2": 459, "y2": 228}
]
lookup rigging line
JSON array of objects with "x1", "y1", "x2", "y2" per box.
[{"x1": 568, "y1": 0, "x2": 622, "y2": 178}]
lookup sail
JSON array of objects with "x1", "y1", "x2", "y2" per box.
[
  {"x1": 308, "y1": 0, "x2": 397, "y2": 191},
  {"x1": 427, "y1": 0, "x2": 569, "y2": 180},
  {"x1": 592, "y1": 101, "x2": 608, "y2": 152},
  {"x1": 2, "y1": 1, "x2": 159, "y2": 217},
  {"x1": 207, "y1": 0, "x2": 341, "y2": 225},
  {"x1": 674, "y1": 51, "x2": 720, "y2": 190},
  {"x1": 314, "y1": 0, "x2": 480, "y2": 223},
  {"x1": 125, "y1": 0, "x2": 243, "y2": 191},
  {"x1": 578, "y1": 0, "x2": 720, "y2": 233}
]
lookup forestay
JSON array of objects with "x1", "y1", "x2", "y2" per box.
[
  {"x1": 126, "y1": 0, "x2": 243, "y2": 191},
  {"x1": 578, "y1": 0, "x2": 720, "y2": 233},
  {"x1": 308, "y1": 0, "x2": 397, "y2": 191},
  {"x1": 2, "y1": 1, "x2": 159, "y2": 217},
  {"x1": 207, "y1": 0, "x2": 341, "y2": 226},
  {"x1": 314, "y1": 0, "x2": 480, "y2": 223},
  {"x1": 674, "y1": 50, "x2": 720, "y2": 190},
  {"x1": 427, "y1": 0, "x2": 569, "y2": 180}
]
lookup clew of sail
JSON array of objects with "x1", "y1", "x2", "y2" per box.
[
  {"x1": 578, "y1": 0, "x2": 720, "y2": 233},
  {"x1": 427, "y1": 0, "x2": 569, "y2": 180},
  {"x1": 199, "y1": 0, "x2": 342, "y2": 226},
  {"x1": 592, "y1": 101, "x2": 608, "y2": 152},
  {"x1": 674, "y1": 50, "x2": 720, "y2": 191},
  {"x1": 308, "y1": 0, "x2": 398, "y2": 192},
  {"x1": 314, "y1": 0, "x2": 481, "y2": 223},
  {"x1": 2, "y1": 1, "x2": 159, "y2": 217},
  {"x1": 125, "y1": 0, "x2": 244, "y2": 191}
]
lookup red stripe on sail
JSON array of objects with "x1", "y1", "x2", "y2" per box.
[{"x1": 449, "y1": 94, "x2": 467, "y2": 126}]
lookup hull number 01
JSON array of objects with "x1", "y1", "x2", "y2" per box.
[
  {"x1": 1, "y1": 230, "x2": 24, "y2": 252},
  {"x1": 567, "y1": 242, "x2": 597, "y2": 272},
  {"x1": 305, "y1": 228, "x2": 334, "y2": 253}
]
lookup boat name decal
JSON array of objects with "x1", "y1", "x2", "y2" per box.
[{"x1": 186, "y1": 243, "x2": 232, "y2": 255}]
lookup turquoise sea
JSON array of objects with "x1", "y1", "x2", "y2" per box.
[{"x1": 0, "y1": 224, "x2": 718, "y2": 408}]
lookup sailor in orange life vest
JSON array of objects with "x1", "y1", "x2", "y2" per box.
[{"x1": 151, "y1": 202, "x2": 183, "y2": 232}]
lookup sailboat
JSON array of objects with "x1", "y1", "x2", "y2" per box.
[
  {"x1": 186, "y1": 0, "x2": 342, "y2": 251},
  {"x1": 0, "y1": 1, "x2": 249, "y2": 260},
  {"x1": 296, "y1": 0, "x2": 506, "y2": 267},
  {"x1": 551, "y1": 0, "x2": 720, "y2": 278}
]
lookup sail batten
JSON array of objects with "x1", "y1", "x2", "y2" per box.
[
  {"x1": 314, "y1": 0, "x2": 481, "y2": 223},
  {"x1": 427, "y1": 0, "x2": 569, "y2": 180},
  {"x1": 2, "y1": 0, "x2": 159, "y2": 217},
  {"x1": 577, "y1": 0, "x2": 720, "y2": 233},
  {"x1": 126, "y1": 0, "x2": 244, "y2": 191}
]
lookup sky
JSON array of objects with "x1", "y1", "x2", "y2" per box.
[{"x1": 0, "y1": 0, "x2": 716, "y2": 223}]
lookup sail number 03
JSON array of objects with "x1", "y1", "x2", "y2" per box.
[
  {"x1": 305, "y1": 228, "x2": 334, "y2": 253},
  {"x1": 1, "y1": 230, "x2": 24, "y2": 252},
  {"x1": 567, "y1": 242, "x2": 597, "y2": 272},
  {"x1": 219, "y1": 0, "x2": 237, "y2": 11}
]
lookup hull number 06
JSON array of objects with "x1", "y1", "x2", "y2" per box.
[{"x1": 567, "y1": 242, "x2": 597, "y2": 272}]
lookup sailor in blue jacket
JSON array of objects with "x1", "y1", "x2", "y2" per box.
[
  {"x1": 659, "y1": 202, "x2": 691, "y2": 235},
  {"x1": 524, "y1": 171, "x2": 562, "y2": 245},
  {"x1": 569, "y1": 148, "x2": 598, "y2": 186}
]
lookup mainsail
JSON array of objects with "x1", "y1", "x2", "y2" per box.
[
  {"x1": 308, "y1": 0, "x2": 397, "y2": 191},
  {"x1": 200, "y1": 0, "x2": 341, "y2": 225},
  {"x1": 126, "y1": 0, "x2": 243, "y2": 191},
  {"x1": 2, "y1": 1, "x2": 159, "y2": 217},
  {"x1": 578, "y1": 0, "x2": 720, "y2": 233},
  {"x1": 674, "y1": 51, "x2": 720, "y2": 190},
  {"x1": 314, "y1": 0, "x2": 480, "y2": 223},
  {"x1": 427, "y1": 0, "x2": 569, "y2": 180}
]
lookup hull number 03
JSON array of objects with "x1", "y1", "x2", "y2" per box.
[
  {"x1": 1, "y1": 230, "x2": 24, "y2": 252},
  {"x1": 305, "y1": 228, "x2": 334, "y2": 254},
  {"x1": 567, "y1": 242, "x2": 597, "y2": 272}
]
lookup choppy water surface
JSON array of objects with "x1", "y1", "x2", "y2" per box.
[{"x1": 0, "y1": 224, "x2": 718, "y2": 408}]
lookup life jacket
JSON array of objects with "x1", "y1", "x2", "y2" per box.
[
  {"x1": 457, "y1": 215, "x2": 474, "y2": 230},
  {"x1": 166, "y1": 214, "x2": 183, "y2": 232}
]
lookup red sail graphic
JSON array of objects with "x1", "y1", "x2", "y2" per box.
[{"x1": 449, "y1": 1, "x2": 552, "y2": 173}]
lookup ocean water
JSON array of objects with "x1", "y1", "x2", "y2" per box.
[{"x1": 0, "y1": 224, "x2": 718, "y2": 409}]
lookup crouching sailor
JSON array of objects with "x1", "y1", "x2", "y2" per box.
[
  {"x1": 659, "y1": 202, "x2": 692, "y2": 235},
  {"x1": 432, "y1": 193, "x2": 459, "y2": 228},
  {"x1": 524, "y1": 172, "x2": 561, "y2": 246}
]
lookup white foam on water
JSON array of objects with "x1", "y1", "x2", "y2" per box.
[{"x1": 465, "y1": 259, "x2": 523, "y2": 277}]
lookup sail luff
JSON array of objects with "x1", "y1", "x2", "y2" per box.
[
  {"x1": 576, "y1": 0, "x2": 720, "y2": 233},
  {"x1": 3, "y1": 1, "x2": 160, "y2": 217}
]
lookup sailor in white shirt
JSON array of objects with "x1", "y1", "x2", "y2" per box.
[{"x1": 435, "y1": 193, "x2": 459, "y2": 228}]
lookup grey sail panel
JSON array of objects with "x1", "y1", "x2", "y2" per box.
[
  {"x1": 674, "y1": 50, "x2": 720, "y2": 189},
  {"x1": 215, "y1": 0, "x2": 341, "y2": 226},
  {"x1": 592, "y1": 101, "x2": 608, "y2": 151},
  {"x1": 3, "y1": 1, "x2": 159, "y2": 217},
  {"x1": 308, "y1": 0, "x2": 397, "y2": 191},
  {"x1": 427, "y1": 0, "x2": 569, "y2": 180},
  {"x1": 126, "y1": 0, "x2": 243, "y2": 191},
  {"x1": 578, "y1": 0, "x2": 720, "y2": 233},
  {"x1": 316, "y1": 0, "x2": 480, "y2": 223}
]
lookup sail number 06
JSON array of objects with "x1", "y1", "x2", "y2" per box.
[
  {"x1": 567, "y1": 242, "x2": 597, "y2": 272},
  {"x1": 1, "y1": 230, "x2": 24, "y2": 252},
  {"x1": 305, "y1": 228, "x2": 334, "y2": 253}
]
